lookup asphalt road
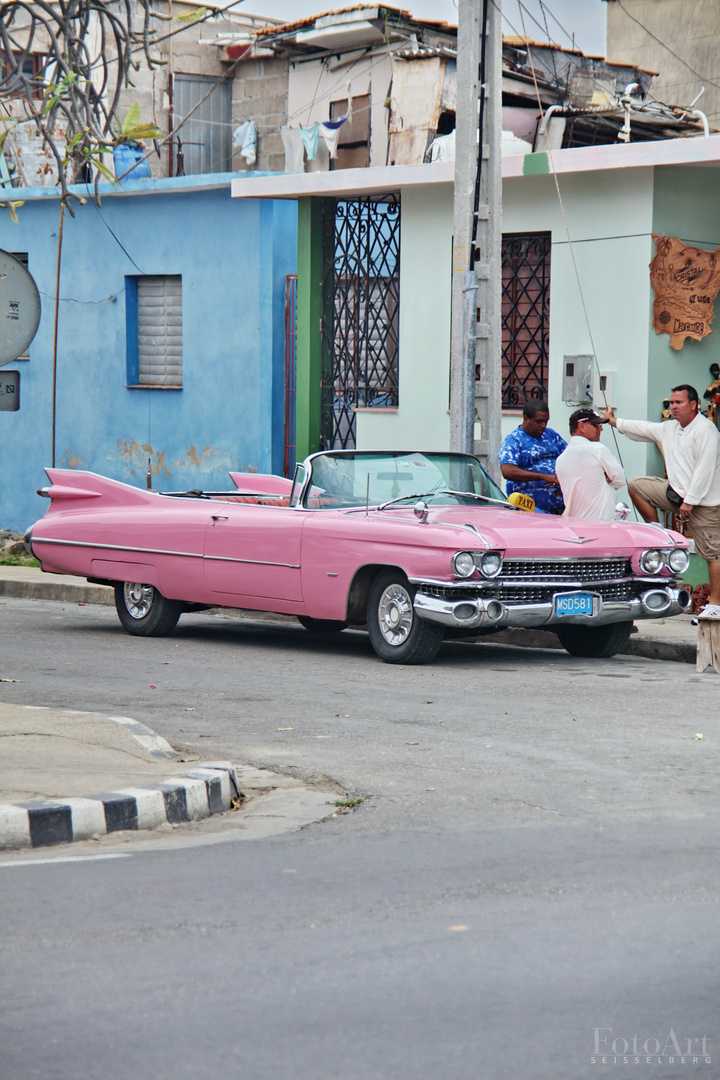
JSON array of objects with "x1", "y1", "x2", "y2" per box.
[{"x1": 1, "y1": 597, "x2": 719, "y2": 1079}]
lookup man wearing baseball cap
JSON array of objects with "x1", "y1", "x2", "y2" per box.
[
  {"x1": 602, "y1": 385, "x2": 720, "y2": 616},
  {"x1": 555, "y1": 408, "x2": 626, "y2": 519}
]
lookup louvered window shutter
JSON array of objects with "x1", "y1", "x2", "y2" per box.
[{"x1": 137, "y1": 276, "x2": 183, "y2": 386}]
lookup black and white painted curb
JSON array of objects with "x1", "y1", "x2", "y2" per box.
[{"x1": 0, "y1": 761, "x2": 240, "y2": 850}]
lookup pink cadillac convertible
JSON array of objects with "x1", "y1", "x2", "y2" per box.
[{"x1": 25, "y1": 450, "x2": 692, "y2": 664}]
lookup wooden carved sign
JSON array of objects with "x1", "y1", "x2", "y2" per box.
[{"x1": 650, "y1": 235, "x2": 720, "y2": 349}]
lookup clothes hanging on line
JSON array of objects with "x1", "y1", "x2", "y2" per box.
[
  {"x1": 232, "y1": 120, "x2": 256, "y2": 166},
  {"x1": 281, "y1": 125, "x2": 305, "y2": 172},
  {"x1": 300, "y1": 124, "x2": 320, "y2": 161},
  {"x1": 319, "y1": 115, "x2": 347, "y2": 160}
]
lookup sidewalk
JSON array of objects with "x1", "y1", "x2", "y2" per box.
[
  {"x1": 0, "y1": 700, "x2": 242, "y2": 851},
  {"x1": 0, "y1": 564, "x2": 701, "y2": 664}
]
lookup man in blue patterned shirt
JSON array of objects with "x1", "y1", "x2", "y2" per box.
[{"x1": 498, "y1": 400, "x2": 567, "y2": 514}]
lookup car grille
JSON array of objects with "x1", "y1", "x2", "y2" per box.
[
  {"x1": 501, "y1": 558, "x2": 631, "y2": 580},
  {"x1": 486, "y1": 581, "x2": 636, "y2": 605},
  {"x1": 422, "y1": 579, "x2": 638, "y2": 605}
]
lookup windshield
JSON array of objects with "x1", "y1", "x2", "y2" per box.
[{"x1": 303, "y1": 451, "x2": 507, "y2": 509}]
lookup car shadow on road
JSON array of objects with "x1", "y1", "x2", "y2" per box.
[{"x1": 65, "y1": 606, "x2": 591, "y2": 670}]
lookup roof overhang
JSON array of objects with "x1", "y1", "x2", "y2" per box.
[
  {"x1": 502, "y1": 133, "x2": 720, "y2": 179},
  {"x1": 231, "y1": 162, "x2": 454, "y2": 199},
  {"x1": 231, "y1": 136, "x2": 720, "y2": 203}
]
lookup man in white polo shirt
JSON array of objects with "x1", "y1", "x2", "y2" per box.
[
  {"x1": 602, "y1": 384, "x2": 720, "y2": 616},
  {"x1": 555, "y1": 408, "x2": 625, "y2": 519}
]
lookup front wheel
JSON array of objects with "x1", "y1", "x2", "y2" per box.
[
  {"x1": 114, "y1": 582, "x2": 182, "y2": 637},
  {"x1": 367, "y1": 571, "x2": 444, "y2": 664},
  {"x1": 555, "y1": 621, "x2": 632, "y2": 659}
]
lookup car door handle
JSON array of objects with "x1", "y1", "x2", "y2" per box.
[{"x1": 211, "y1": 514, "x2": 229, "y2": 523}]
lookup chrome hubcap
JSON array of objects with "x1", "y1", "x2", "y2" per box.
[
  {"x1": 377, "y1": 583, "x2": 413, "y2": 646},
  {"x1": 123, "y1": 582, "x2": 155, "y2": 619}
]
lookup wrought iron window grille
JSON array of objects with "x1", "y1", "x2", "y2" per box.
[
  {"x1": 320, "y1": 195, "x2": 401, "y2": 449},
  {"x1": 501, "y1": 232, "x2": 551, "y2": 410}
]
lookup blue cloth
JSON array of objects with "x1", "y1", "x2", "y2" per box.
[
  {"x1": 498, "y1": 425, "x2": 567, "y2": 512},
  {"x1": 300, "y1": 124, "x2": 320, "y2": 161}
]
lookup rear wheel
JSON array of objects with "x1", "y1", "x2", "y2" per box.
[
  {"x1": 367, "y1": 570, "x2": 444, "y2": 665},
  {"x1": 114, "y1": 582, "x2": 182, "y2": 637},
  {"x1": 555, "y1": 621, "x2": 632, "y2": 659},
  {"x1": 297, "y1": 616, "x2": 346, "y2": 634}
]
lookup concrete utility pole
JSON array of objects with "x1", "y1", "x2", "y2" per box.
[{"x1": 450, "y1": 0, "x2": 502, "y2": 482}]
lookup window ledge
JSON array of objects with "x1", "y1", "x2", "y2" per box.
[
  {"x1": 354, "y1": 406, "x2": 398, "y2": 413},
  {"x1": 126, "y1": 384, "x2": 183, "y2": 390}
]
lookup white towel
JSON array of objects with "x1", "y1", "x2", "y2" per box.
[{"x1": 281, "y1": 126, "x2": 305, "y2": 172}]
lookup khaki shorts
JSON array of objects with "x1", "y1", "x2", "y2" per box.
[{"x1": 630, "y1": 476, "x2": 720, "y2": 562}]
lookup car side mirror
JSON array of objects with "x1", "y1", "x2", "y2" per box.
[
  {"x1": 615, "y1": 501, "x2": 631, "y2": 521},
  {"x1": 414, "y1": 500, "x2": 429, "y2": 523}
]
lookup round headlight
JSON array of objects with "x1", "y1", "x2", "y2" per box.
[
  {"x1": 640, "y1": 549, "x2": 664, "y2": 574},
  {"x1": 479, "y1": 552, "x2": 503, "y2": 578},
  {"x1": 453, "y1": 551, "x2": 476, "y2": 578},
  {"x1": 668, "y1": 548, "x2": 690, "y2": 574}
]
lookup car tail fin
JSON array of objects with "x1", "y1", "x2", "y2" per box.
[{"x1": 40, "y1": 469, "x2": 154, "y2": 509}]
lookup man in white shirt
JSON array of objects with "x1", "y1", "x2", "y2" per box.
[
  {"x1": 555, "y1": 408, "x2": 626, "y2": 519},
  {"x1": 602, "y1": 384, "x2": 720, "y2": 616}
]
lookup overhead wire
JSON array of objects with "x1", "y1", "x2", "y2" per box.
[
  {"x1": 537, "y1": 1, "x2": 576, "y2": 52},
  {"x1": 614, "y1": 0, "x2": 720, "y2": 94},
  {"x1": 501, "y1": 0, "x2": 633, "y2": 488}
]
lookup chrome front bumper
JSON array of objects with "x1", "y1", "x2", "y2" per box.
[{"x1": 413, "y1": 586, "x2": 692, "y2": 631}]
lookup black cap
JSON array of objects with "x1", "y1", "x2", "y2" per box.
[{"x1": 569, "y1": 408, "x2": 608, "y2": 427}]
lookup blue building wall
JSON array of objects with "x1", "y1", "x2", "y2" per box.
[{"x1": 0, "y1": 174, "x2": 297, "y2": 530}]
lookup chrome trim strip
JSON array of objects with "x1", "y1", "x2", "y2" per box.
[
  {"x1": 203, "y1": 555, "x2": 301, "y2": 569},
  {"x1": 31, "y1": 536, "x2": 300, "y2": 570},
  {"x1": 433, "y1": 522, "x2": 490, "y2": 543},
  {"x1": 408, "y1": 575, "x2": 640, "y2": 589},
  {"x1": 31, "y1": 537, "x2": 203, "y2": 559},
  {"x1": 502, "y1": 555, "x2": 628, "y2": 565}
]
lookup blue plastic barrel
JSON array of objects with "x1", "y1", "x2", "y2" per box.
[{"x1": 113, "y1": 143, "x2": 152, "y2": 181}]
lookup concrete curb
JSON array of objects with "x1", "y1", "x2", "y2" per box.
[
  {"x1": 0, "y1": 567, "x2": 698, "y2": 664},
  {"x1": 0, "y1": 575, "x2": 114, "y2": 606},
  {"x1": 0, "y1": 761, "x2": 240, "y2": 851},
  {"x1": 487, "y1": 627, "x2": 697, "y2": 665}
]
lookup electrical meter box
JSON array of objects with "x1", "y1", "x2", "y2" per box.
[
  {"x1": 562, "y1": 355, "x2": 593, "y2": 403},
  {"x1": 592, "y1": 370, "x2": 616, "y2": 409}
]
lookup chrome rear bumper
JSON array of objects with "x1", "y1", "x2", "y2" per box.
[{"x1": 413, "y1": 586, "x2": 692, "y2": 630}]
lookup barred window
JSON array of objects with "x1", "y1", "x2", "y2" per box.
[
  {"x1": 501, "y1": 233, "x2": 551, "y2": 409},
  {"x1": 126, "y1": 275, "x2": 183, "y2": 388},
  {"x1": 172, "y1": 75, "x2": 231, "y2": 175}
]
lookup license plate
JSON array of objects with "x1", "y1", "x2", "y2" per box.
[{"x1": 554, "y1": 591, "x2": 594, "y2": 617}]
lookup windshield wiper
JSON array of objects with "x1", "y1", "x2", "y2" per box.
[
  {"x1": 377, "y1": 489, "x2": 515, "y2": 511},
  {"x1": 377, "y1": 492, "x2": 439, "y2": 510}
]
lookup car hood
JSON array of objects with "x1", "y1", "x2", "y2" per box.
[{"x1": 368, "y1": 505, "x2": 687, "y2": 557}]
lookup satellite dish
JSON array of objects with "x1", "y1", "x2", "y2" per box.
[{"x1": 0, "y1": 249, "x2": 41, "y2": 367}]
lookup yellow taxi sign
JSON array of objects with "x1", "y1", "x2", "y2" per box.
[{"x1": 507, "y1": 492, "x2": 535, "y2": 512}]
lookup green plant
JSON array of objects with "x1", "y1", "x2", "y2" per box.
[
  {"x1": 0, "y1": 553, "x2": 39, "y2": 567},
  {"x1": 117, "y1": 103, "x2": 160, "y2": 145}
]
